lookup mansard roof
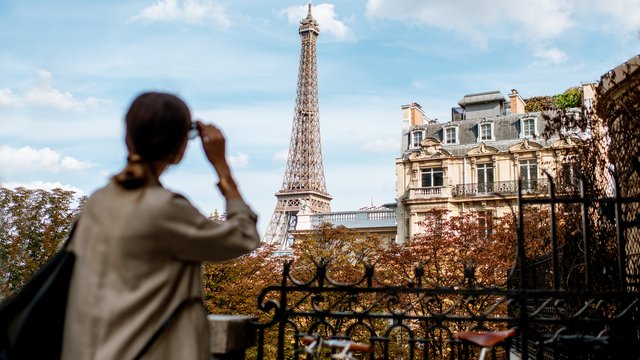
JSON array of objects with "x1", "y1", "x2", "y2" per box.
[
  {"x1": 420, "y1": 113, "x2": 545, "y2": 145},
  {"x1": 401, "y1": 111, "x2": 583, "y2": 158},
  {"x1": 457, "y1": 91, "x2": 506, "y2": 107}
]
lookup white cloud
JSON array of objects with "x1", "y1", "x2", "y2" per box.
[
  {"x1": 272, "y1": 150, "x2": 289, "y2": 162},
  {"x1": 0, "y1": 146, "x2": 92, "y2": 175},
  {"x1": 366, "y1": 0, "x2": 495, "y2": 48},
  {"x1": 595, "y1": 0, "x2": 640, "y2": 35},
  {"x1": 533, "y1": 46, "x2": 568, "y2": 65},
  {"x1": 3, "y1": 70, "x2": 109, "y2": 111},
  {"x1": 228, "y1": 152, "x2": 249, "y2": 168},
  {"x1": 362, "y1": 137, "x2": 399, "y2": 153},
  {"x1": 0, "y1": 88, "x2": 21, "y2": 107},
  {"x1": 280, "y1": 3, "x2": 355, "y2": 41},
  {"x1": 1, "y1": 181, "x2": 85, "y2": 196},
  {"x1": 128, "y1": 0, "x2": 231, "y2": 28},
  {"x1": 507, "y1": 1, "x2": 576, "y2": 40},
  {"x1": 365, "y1": 0, "x2": 576, "y2": 49}
]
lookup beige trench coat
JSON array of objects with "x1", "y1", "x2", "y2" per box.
[{"x1": 61, "y1": 179, "x2": 260, "y2": 359}]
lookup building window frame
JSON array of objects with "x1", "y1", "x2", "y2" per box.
[
  {"x1": 519, "y1": 159, "x2": 538, "y2": 191},
  {"x1": 584, "y1": 97, "x2": 593, "y2": 109},
  {"x1": 558, "y1": 155, "x2": 580, "y2": 192},
  {"x1": 421, "y1": 167, "x2": 444, "y2": 188},
  {"x1": 477, "y1": 210, "x2": 494, "y2": 238},
  {"x1": 411, "y1": 130, "x2": 424, "y2": 148},
  {"x1": 476, "y1": 163, "x2": 495, "y2": 193},
  {"x1": 520, "y1": 116, "x2": 538, "y2": 138},
  {"x1": 443, "y1": 124, "x2": 459, "y2": 145},
  {"x1": 560, "y1": 110, "x2": 581, "y2": 134},
  {"x1": 477, "y1": 121, "x2": 494, "y2": 142}
]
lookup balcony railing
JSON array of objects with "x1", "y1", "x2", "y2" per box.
[
  {"x1": 408, "y1": 186, "x2": 451, "y2": 199},
  {"x1": 310, "y1": 209, "x2": 396, "y2": 229},
  {"x1": 452, "y1": 179, "x2": 550, "y2": 197}
]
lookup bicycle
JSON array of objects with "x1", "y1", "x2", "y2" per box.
[{"x1": 301, "y1": 335, "x2": 373, "y2": 360}]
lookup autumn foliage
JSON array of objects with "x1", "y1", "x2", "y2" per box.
[
  {"x1": 0, "y1": 187, "x2": 84, "y2": 298},
  {"x1": 201, "y1": 209, "x2": 549, "y2": 315}
]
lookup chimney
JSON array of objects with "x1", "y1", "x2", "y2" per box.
[
  {"x1": 401, "y1": 102, "x2": 424, "y2": 127},
  {"x1": 509, "y1": 89, "x2": 526, "y2": 115}
]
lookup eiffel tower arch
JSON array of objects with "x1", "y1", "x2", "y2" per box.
[{"x1": 263, "y1": 3, "x2": 332, "y2": 252}]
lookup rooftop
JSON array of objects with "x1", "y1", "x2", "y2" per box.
[{"x1": 458, "y1": 91, "x2": 506, "y2": 107}]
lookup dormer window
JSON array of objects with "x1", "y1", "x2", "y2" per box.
[
  {"x1": 560, "y1": 110, "x2": 580, "y2": 134},
  {"x1": 477, "y1": 121, "x2": 494, "y2": 142},
  {"x1": 446, "y1": 128, "x2": 456, "y2": 144},
  {"x1": 520, "y1": 117, "x2": 537, "y2": 138},
  {"x1": 411, "y1": 130, "x2": 424, "y2": 148},
  {"x1": 442, "y1": 124, "x2": 459, "y2": 145}
]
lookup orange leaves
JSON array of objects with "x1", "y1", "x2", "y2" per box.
[{"x1": 0, "y1": 187, "x2": 81, "y2": 297}]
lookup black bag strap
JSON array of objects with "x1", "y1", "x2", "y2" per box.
[
  {"x1": 0, "y1": 220, "x2": 77, "y2": 319},
  {"x1": 133, "y1": 297, "x2": 203, "y2": 360},
  {"x1": 61, "y1": 220, "x2": 78, "y2": 249}
]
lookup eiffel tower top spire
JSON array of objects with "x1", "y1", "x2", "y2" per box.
[
  {"x1": 300, "y1": 2, "x2": 318, "y2": 33},
  {"x1": 263, "y1": 2, "x2": 331, "y2": 250}
]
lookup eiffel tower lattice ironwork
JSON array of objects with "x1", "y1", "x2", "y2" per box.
[{"x1": 263, "y1": 3, "x2": 331, "y2": 252}]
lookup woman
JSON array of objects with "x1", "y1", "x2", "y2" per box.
[{"x1": 61, "y1": 92, "x2": 260, "y2": 359}]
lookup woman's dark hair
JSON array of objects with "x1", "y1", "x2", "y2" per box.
[{"x1": 114, "y1": 92, "x2": 191, "y2": 189}]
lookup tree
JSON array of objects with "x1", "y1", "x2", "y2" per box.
[
  {"x1": 525, "y1": 87, "x2": 581, "y2": 112},
  {"x1": 0, "y1": 187, "x2": 84, "y2": 298},
  {"x1": 290, "y1": 223, "x2": 383, "y2": 283},
  {"x1": 525, "y1": 95, "x2": 555, "y2": 112},
  {"x1": 554, "y1": 87, "x2": 581, "y2": 109}
]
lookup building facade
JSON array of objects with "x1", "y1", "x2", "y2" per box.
[
  {"x1": 597, "y1": 54, "x2": 640, "y2": 290},
  {"x1": 395, "y1": 87, "x2": 595, "y2": 243}
]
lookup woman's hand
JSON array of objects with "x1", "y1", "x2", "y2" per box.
[
  {"x1": 196, "y1": 120, "x2": 241, "y2": 199},
  {"x1": 196, "y1": 120, "x2": 227, "y2": 169}
]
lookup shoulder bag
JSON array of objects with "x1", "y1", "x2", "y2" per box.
[{"x1": 0, "y1": 223, "x2": 77, "y2": 360}]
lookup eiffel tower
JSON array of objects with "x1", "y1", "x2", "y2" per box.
[{"x1": 263, "y1": 3, "x2": 332, "y2": 252}]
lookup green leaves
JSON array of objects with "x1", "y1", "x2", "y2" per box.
[
  {"x1": 554, "y1": 87, "x2": 581, "y2": 109},
  {"x1": 525, "y1": 87, "x2": 581, "y2": 112}
]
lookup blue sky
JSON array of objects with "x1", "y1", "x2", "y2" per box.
[{"x1": 1, "y1": 0, "x2": 639, "y2": 233}]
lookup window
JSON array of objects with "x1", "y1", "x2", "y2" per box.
[
  {"x1": 560, "y1": 111, "x2": 580, "y2": 134},
  {"x1": 558, "y1": 156, "x2": 580, "y2": 192},
  {"x1": 421, "y1": 211, "x2": 444, "y2": 237},
  {"x1": 421, "y1": 168, "x2": 444, "y2": 188},
  {"x1": 476, "y1": 163, "x2": 494, "y2": 193},
  {"x1": 520, "y1": 159, "x2": 538, "y2": 190},
  {"x1": 444, "y1": 127, "x2": 457, "y2": 144},
  {"x1": 477, "y1": 210, "x2": 493, "y2": 238},
  {"x1": 479, "y1": 123, "x2": 492, "y2": 141},
  {"x1": 412, "y1": 131, "x2": 423, "y2": 147},
  {"x1": 584, "y1": 98, "x2": 593, "y2": 109},
  {"x1": 522, "y1": 118, "x2": 536, "y2": 138}
]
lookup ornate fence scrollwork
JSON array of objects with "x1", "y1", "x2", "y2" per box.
[{"x1": 253, "y1": 175, "x2": 640, "y2": 359}]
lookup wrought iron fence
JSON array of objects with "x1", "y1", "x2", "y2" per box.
[{"x1": 251, "y1": 174, "x2": 640, "y2": 359}]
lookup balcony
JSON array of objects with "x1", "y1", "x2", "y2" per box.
[
  {"x1": 452, "y1": 179, "x2": 550, "y2": 197},
  {"x1": 408, "y1": 186, "x2": 451, "y2": 199},
  {"x1": 305, "y1": 209, "x2": 397, "y2": 229}
]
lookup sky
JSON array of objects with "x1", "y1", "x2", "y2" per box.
[{"x1": 1, "y1": 0, "x2": 639, "y2": 234}]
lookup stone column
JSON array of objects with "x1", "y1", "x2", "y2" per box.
[{"x1": 208, "y1": 315, "x2": 257, "y2": 360}]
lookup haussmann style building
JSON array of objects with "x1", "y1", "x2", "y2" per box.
[{"x1": 395, "y1": 86, "x2": 595, "y2": 243}]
